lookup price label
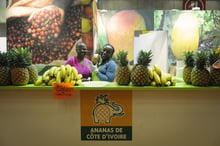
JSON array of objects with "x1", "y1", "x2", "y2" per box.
[{"x1": 52, "y1": 83, "x2": 75, "y2": 99}]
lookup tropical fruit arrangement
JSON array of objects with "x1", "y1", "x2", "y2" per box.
[
  {"x1": 0, "y1": 47, "x2": 38, "y2": 86},
  {"x1": 34, "y1": 64, "x2": 82, "y2": 86},
  {"x1": 148, "y1": 65, "x2": 176, "y2": 87},
  {"x1": 114, "y1": 50, "x2": 176, "y2": 87},
  {"x1": 183, "y1": 47, "x2": 220, "y2": 86}
]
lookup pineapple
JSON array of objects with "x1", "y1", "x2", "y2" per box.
[
  {"x1": 115, "y1": 50, "x2": 131, "y2": 85},
  {"x1": 191, "y1": 51, "x2": 210, "y2": 86},
  {"x1": 183, "y1": 51, "x2": 194, "y2": 84},
  {"x1": 209, "y1": 49, "x2": 220, "y2": 86},
  {"x1": 9, "y1": 48, "x2": 31, "y2": 85},
  {"x1": 27, "y1": 65, "x2": 38, "y2": 84},
  {"x1": 131, "y1": 50, "x2": 153, "y2": 86},
  {"x1": 0, "y1": 52, "x2": 11, "y2": 85}
]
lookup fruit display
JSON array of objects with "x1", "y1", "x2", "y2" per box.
[
  {"x1": 148, "y1": 65, "x2": 176, "y2": 87},
  {"x1": 131, "y1": 50, "x2": 152, "y2": 86},
  {"x1": 183, "y1": 51, "x2": 195, "y2": 85},
  {"x1": 171, "y1": 12, "x2": 199, "y2": 60},
  {"x1": 34, "y1": 64, "x2": 82, "y2": 86},
  {"x1": 191, "y1": 51, "x2": 210, "y2": 86},
  {"x1": 182, "y1": 48, "x2": 220, "y2": 87},
  {"x1": 9, "y1": 47, "x2": 38, "y2": 85},
  {"x1": 115, "y1": 50, "x2": 131, "y2": 85},
  {"x1": 0, "y1": 52, "x2": 11, "y2": 86}
]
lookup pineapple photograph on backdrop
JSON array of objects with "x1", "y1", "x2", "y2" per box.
[{"x1": 154, "y1": 10, "x2": 220, "y2": 86}]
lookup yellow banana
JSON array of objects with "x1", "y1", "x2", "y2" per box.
[
  {"x1": 42, "y1": 70, "x2": 50, "y2": 82},
  {"x1": 53, "y1": 67, "x2": 60, "y2": 77},
  {"x1": 148, "y1": 67, "x2": 154, "y2": 80},
  {"x1": 151, "y1": 81, "x2": 157, "y2": 86},
  {"x1": 76, "y1": 79, "x2": 82, "y2": 85},
  {"x1": 60, "y1": 65, "x2": 66, "y2": 79},
  {"x1": 165, "y1": 81, "x2": 171, "y2": 86},
  {"x1": 153, "y1": 71, "x2": 161, "y2": 85},
  {"x1": 34, "y1": 78, "x2": 43, "y2": 86},
  {"x1": 65, "y1": 64, "x2": 72, "y2": 75},
  {"x1": 48, "y1": 66, "x2": 57, "y2": 77},
  {"x1": 70, "y1": 80, "x2": 76, "y2": 85},
  {"x1": 47, "y1": 78, "x2": 56, "y2": 86},
  {"x1": 64, "y1": 74, "x2": 71, "y2": 83},
  {"x1": 166, "y1": 73, "x2": 172, "y2": 81},
  {"x1": 56, "y1": 71, "x2": 61, "y2": 84},
  {"x1": 160, "y1": 71, "x2": 167, "y2": 86},
  {"x1": 71, "y1": 66, "x2": 78, "y2": 80},
  {"x1": 77, "y1": 74, "x2": 83, "y2": 80},
  {"x1": 154, "y1": 64, "x2": 162, "y2": 76},
  {"x1": 42, "y1": 69, "x2": 49, "y2": 78}
]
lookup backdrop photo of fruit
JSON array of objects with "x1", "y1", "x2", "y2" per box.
[
  {"x1": 96, "y1": 10, "x2": 154, "y2": 62},
  {"x1": 95, "y1": 9, "x2": 220, "y2": 76},
  {"x1": 6, "y1": 0, "x2": 94, "y2": 64},
  {"x1": 154, "y1": 10, "x2": 220, "y2": 69}
]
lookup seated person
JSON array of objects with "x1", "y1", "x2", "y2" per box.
[
  {"x1": 65, "y1": 41, "x2": 93, "y2": 80},
  {"x1": 93, "y1": 44, "x2": 117, "y2": 82}
]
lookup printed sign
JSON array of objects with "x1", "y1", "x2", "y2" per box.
[
  {"x1": 183, "y1": 0, "x2": 206, "y2": 10},
  {"x1": 52, "y1": 83, "x2": 75, "y2": 99},
  {"x1": 80, "y1": 90, "x2": 132, "y2": 141}
]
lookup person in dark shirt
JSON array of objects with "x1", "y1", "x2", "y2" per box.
[{"x1": 93, "y1": 44, "x2": 117, "y2": 82}]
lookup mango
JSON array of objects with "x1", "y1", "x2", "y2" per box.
[{"x1": 107, "y1": 10, "x2": 146, "y2": 61}]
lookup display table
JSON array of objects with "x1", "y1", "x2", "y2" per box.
[{"x1": 1, "y1": 81, "x2": 220, "y2": 146}]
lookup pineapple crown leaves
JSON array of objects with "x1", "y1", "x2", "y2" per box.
[
  {"x1": 194, "y1": 51, "x2": 209, "y2": 69},
  {"x1": 183, "y1": 51, "x2": 194, "y2": 67},
  {"x1": 8, "y1": 47, "x2": 32, "y2": 68},
  {"x1": 137, "y1": 50, "x2": 153, "y2": 67},
  {"x1": 0, "y1": 51, "x2": 9, "y2": 67},
  {"x1": 95, "y1": 94, "x2": 109, "y2": 104},
  {"x1": 115, "y1": 50, "x2": 129, "y2": 66},
  {"x1": 209, "y1": 48, "x2": 220, "y2": 65}
]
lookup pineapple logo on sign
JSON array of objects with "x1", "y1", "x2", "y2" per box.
[{"x1": 92, "y1": 94, "x2": 124, "y2": 124}]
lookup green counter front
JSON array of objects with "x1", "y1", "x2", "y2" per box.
[{"x1": 0, "y1": 81, "x2": 220, "y2": 146}]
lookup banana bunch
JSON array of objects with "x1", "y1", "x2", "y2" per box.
[
  {"x1": 34, "y1": 65, "x2": 83, "y2": 86},
  {"x1": 148, "y1": 64, "x2": 176, "y2": 87}
]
